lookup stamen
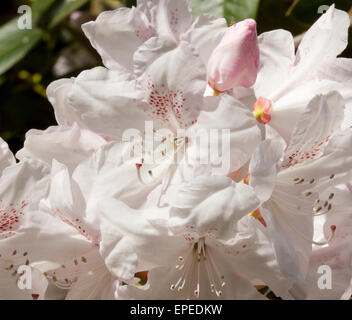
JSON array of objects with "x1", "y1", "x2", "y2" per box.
[
  {"x1": 136, "y1": 135, "x2": 187, "y2": 187},
  {"x1": 271, "y1": 199, "x2": 336, "y2": 246},
  {"x1": 170, "y1": 239, "x2": 227, "y2": 298}
]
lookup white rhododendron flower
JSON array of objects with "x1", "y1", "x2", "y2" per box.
[
  {"x1": 249, "y1": 92, "x2": 352, "y2": 283},
  {"x1": 1, "y1": 0, "x2": 352, "y2": 300},
  {"x1": 0, "y1": 138, "x2": 15, "y2": 175},
  {"x1": 253, "y1": 5, "x2": 352, "y2": 141},
  {"x1": 82, "y1": 0, "x2": 226, "y2": 70},
  {"x1": 98, "y1": 190, "x2": 292, "y2": 300}
]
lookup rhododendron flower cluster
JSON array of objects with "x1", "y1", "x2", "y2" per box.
[{"x1": 1, "y1": 1, "x2": 352, "y2": 300}]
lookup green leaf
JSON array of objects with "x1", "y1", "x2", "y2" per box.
[
  {"x1": 224, "y1": 0, "x2": 261, "y2": 22},
  {"x1": 48, "y1": 0, "x2": 90, "y2": 29},
  {"x1": 192, "y1": 0, "x2": 224, "y2": 18},
  {"x1": 192, "y1": 0, "x2": 261, "y2": 23},
  {"x1": 31, "y1": 0, "x2": 57, "y2": 25},
  {"x1": 0, "y1": 0, "x2": 57, "y2": 76},
  {"x1": 0, "y1": 27, "x2": 44, "y2": 76}
]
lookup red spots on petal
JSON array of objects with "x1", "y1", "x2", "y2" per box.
[
  {"x1": 55, "y1": 209, "x2": 93, "y2": 243},
  {"x1": 0, "y1": 200, "x2": 29, "y2": 239},
  {"x1": 134, "y1": 26, "x2": 156, "y2": 41},
  {"x1": 145, "y1": 76, "x2": 196, "y2": 128},
  {"x1": 283, "y1": 136, "x2": 331, "y2": 169}
]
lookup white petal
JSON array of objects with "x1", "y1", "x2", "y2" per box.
[
  {"x1": 16, "y1": 124, "x2": 106, "y2": 172},
  {"x1": 138, "y1": 0, "x2": 192, "y2": 42},
  {"x1": 48, "y1": 160, "x2": 100, "y2": 244},
  {"x1": 72, "y1": 142, "x2": 160, "y2": 214},
  {"x1": 260, "y1": 203, "x2": 310, "y2": 283},
  {"x1": 187, "y1": 94, "x2": 261, "y2": 174},
  {"x1": 46, "y1": 78, "x2": 76, "y2": 126},
  {"x1": 183, "y1": 14, "x2": 227, "y2": 66},
  {"x1": 170, "y1": 174, "x2": 260, "y2": 240},
  {"x1": 316, "y1": 57, "x2": 352, "y2": 83},
  {"x1": 270, "y1": 82, "x2": 347, "y2": 143},
  {"x1": 0, "y1": 267, "x2": 48, "y2": 300},
  {"x1": 99, "y1": 198, "x2": 182, "y2": 272},
  {"x1": 292, "y1": 203, "x2": 352, "y2": 299},
  {"x1": 99, "y1": 216, "x2": 138, "y2": 282},
  {"x1": 249, "y1": 139, "x2": 284, "y2": 203},
  {"x1": 280, "y1": 129, "x2": 352, "y2": 194},
  {"x1": 255, "y1": 29, "x2": 295, "y2": 98},
  {"x1": 0, "y1": 137, "x2": 15, "y2": 176},
  {"x1": 295, "y1": 5, "x2": 350, "y2": 70},
  {"x1": 231, "y1": 215, "x2": 294, "y2": 299},
  {"x1": 82, "y1": 7, "x2": 153, "y2": 71},
  {"x1": 134, "y1": 39, "x2": 207, "y2": 130},
  {"x1": 282, "y1": 91, "x2": 344, "y2": 168},
  {"x1": 68, "y1": 67, "x2": 149, "y2": 139},
  {"x1": 0, "y1": 160, "x2": 49, "y2": 225}
]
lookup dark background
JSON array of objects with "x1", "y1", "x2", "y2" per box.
[{"x1": 0, "y1": 0, "x2": 351, "y2": 154}]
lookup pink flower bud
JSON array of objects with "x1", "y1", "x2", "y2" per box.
[{"x1": 207, "y1": 19, "x2": 260, "y2": 93}]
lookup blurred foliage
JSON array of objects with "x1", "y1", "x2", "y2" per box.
[
  {"x1": 192, "y1": 0, "x2": 261, "y2": 23},
  {"x1": 0, "y1": 0, "x2": 351, "y2": 153}
]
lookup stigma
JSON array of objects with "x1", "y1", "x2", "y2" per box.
[{"x1": 253, "y1": 97, "x2": 272, "y2": 124}]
